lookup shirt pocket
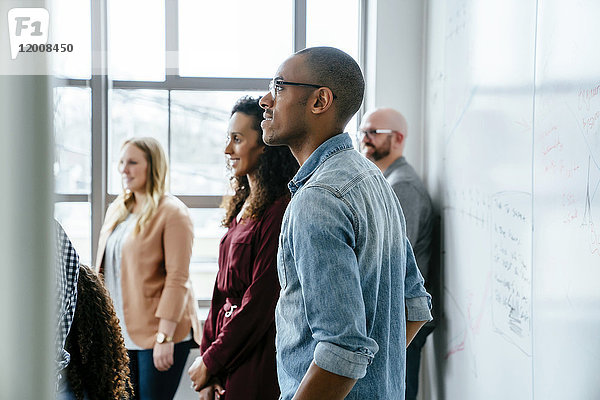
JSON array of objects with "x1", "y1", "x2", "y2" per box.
[{"x1": 225, "y1": 228, "x2": 254, "y2": 285}]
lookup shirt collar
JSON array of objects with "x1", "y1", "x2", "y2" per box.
[
  {"x1": 288, "y1": 132, "x2": 354, "y2": 196},
  {"x1": 383, "y1": 156, "x2": 407, "y2": 178}
]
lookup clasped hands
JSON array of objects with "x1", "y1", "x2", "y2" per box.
[{"x1": 188, "y1": 356, "x2": 226, "y2": 399}]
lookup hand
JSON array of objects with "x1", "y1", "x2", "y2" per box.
[
  {"x1": 198, "y1": 383, "x2": 226, "y2": 400},
  {"x1": 188, "y1": 356, "x2": 210, "y2": 391},
  {"x1": 153, "y1": 341, "x2": 175, "y2": 371}
]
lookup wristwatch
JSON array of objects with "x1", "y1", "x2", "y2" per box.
[{"x1": 155, "y1": 332, "x2": 173, "y2": 344}]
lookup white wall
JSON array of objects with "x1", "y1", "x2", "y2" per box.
[{"x1": 363, "y1": 0, "x2": 427, "y2": 176}]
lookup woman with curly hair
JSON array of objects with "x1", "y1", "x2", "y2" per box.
[
  {"x1": 63, "y1": 265, "x2": 133, "y2": 400},
  {"x1": 188, "y1": 96, "x2": 299, "y2": 400}
]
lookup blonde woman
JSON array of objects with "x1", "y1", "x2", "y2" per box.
[{"x1": 95, "y1": 137, "x2": 200, "y2": 400}]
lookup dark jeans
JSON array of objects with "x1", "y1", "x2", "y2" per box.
[
  {"x1": 405, "y1": 325, "x2": 434, "y2": 400},
  {"x1": 128, "y1": 340, "x2": 193, "y2": 400}
]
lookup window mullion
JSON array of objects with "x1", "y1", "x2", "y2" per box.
[
  {"x1": 294, "y1": 0, "x2": 307, "y2": 52},
  {"x1": 166, "y1": 0, "x2": 179, "y2": 78},
  {"x1": 112, "y1": 77, "x2": 270, "y2": 91},
  {"x1": 91, "y1": 0, "x2": 109, "y2": 262}
]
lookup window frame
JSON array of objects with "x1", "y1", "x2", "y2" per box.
[{"x1": 54, "y1": 0, "x2": 366, "y2": 305}]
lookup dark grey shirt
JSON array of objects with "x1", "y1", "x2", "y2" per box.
[{"x1": 384, "y1": 156, "x2": 433, "y2": 282}]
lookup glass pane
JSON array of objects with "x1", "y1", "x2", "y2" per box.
[
  {"x1": 109, "y1": 89, "x2": 169, "y2": 194},
  {"x1": 48, "y1": 0, "x2": 91, "y2": 79},
  {"x1": 189, "y1": 208, "x2": 227, "y2": 300},
  {"x1": 170, "y1": 90, "x2": 265, "y2": 195},
  {"x1": 54, "y1": 202, "x2": 92, "y2": 266},
  {"x1": 54, "y1": 87, "x2": 91, "y2": 194},
  {"x1": 179, "y1": 0, "x2": 293, "y2": 78},
  {"x1": 345, "y1": 114, "x2": 359, "y2": 149},
  {"x1": 108, "y1": 0, "x2": 165, "y2": 81},
  {"x1": 306, "y1": 0, "x2": 360, "y2": 62}
]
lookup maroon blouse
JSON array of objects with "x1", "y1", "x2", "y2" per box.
[{"x1": 201, "y1": 197, "x2": 289, "y2": 400}]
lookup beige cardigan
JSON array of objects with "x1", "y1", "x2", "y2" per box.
[{"x1": 95, "y1": 194, "x2": 201, "y2": 349}]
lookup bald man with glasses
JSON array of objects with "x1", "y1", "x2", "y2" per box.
[{"x1": 359, "y1": 108, "x2": 435, "y2": 400}]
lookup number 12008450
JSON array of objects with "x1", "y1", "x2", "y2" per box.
[{"x1": 19, "y1": 43, "x2": 73, "y2": 53}]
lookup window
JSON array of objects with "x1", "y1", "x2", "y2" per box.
[
  {"x1": 178, "y1": 0, "x2": 293, "y2": 78},
  {"x1": 306, "y1": 0, "x2": 360, "y2": 61},
  {"x1": 54, "y1": 87, "x2": 91, "y2": 194},
  {"x1": 49, "y1": 0, "x2": 91, "y2": 79},
  {"x1": 108, "y1": 90, "x2": 169, "y2": 193},
  {"x1": 54, "y1": 0, "x2": 363, "y2": 301},
  {"x1": 54, "y1": 202, "x2": 92, "y2": 266},
  {"x1": 170, "y1": 90, "x2": 264, "y2": 195},
  {"x1": 108, "y1": 0, "x2": 166, "y2": 81}
]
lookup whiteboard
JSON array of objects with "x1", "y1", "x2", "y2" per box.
[{"x1": 424, "y1": 0, "x2": 600, "y2": 399}]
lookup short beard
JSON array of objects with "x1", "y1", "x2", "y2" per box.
[{"x1": 366, "y1": 135, "x2": 392, "y2": 161}]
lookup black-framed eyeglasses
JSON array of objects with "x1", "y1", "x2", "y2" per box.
[
  {"x1": 356, "y1": 129, "x2": 397, "y2": 141},
  {"x1": 268, "y1": 79, "x2": 335, "y2": 99}
]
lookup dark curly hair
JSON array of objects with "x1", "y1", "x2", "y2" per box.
[
  {"x1": 65, "y1": 265, "x2": 133, "y2": 399},
  {"x1": 222, "y1": 96, "x2": 299, "y2": 227}
]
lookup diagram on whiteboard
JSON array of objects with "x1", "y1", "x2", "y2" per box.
[
  {"x1": 490, "y1": 191, "x2": 532, "y2": 355},
  {"x1": 578, "y1": 84, "x2": 600, "y2": 257}
]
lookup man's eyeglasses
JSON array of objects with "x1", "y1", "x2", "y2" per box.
[
  {"x1": 356, "y1": 129, "x2": 397, "y2": 141},
  {"x1": 268, "y1": 79, "x2": 335, "y2": 99}
]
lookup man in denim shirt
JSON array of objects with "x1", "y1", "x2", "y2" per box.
[{"x1": 259, "y1": 47, "x2": 432, "y2": 400}]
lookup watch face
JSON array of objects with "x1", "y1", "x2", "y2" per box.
[{"x1": 156, "y1": 332, "x2": 166, "y2": 343}]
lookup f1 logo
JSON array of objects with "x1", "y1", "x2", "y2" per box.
[{"x1": 7, "y1": 8, "x2": 49, "y2": 60}]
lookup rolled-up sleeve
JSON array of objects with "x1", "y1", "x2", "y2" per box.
[
  {"x1": 404, "y1": 237, "x2": 433, "y2": 322},
  {"x1": 314, "y1": 342, "x2": 373, "y2": 379},
  {"x1": 292, "y1": 188, "x2": 378, "y2": 379}
]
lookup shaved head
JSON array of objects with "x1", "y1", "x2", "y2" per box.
[
  {"x1": 361, "y1": 108, "x2": 408, "y2": 137},
  {"x1": 296, "y1": 47, "x2": 365, "y2": 127},
  {"x1": 359, "y1": 107, "x2": 409, "y2": 171}
]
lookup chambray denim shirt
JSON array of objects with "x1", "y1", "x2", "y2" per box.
[{"x1": 275, "y1": 133, "x2": 432, "y2": 400}]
